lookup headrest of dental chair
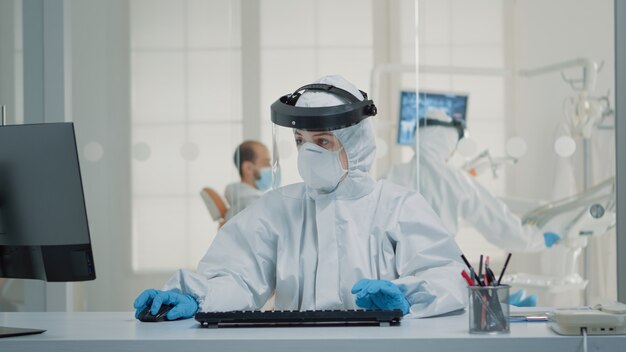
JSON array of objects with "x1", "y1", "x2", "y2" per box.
[{"x1": 200, "y1": 187, "x2": 228, "y2": 221}]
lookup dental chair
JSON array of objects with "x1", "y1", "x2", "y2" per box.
[
  {"x1": 200, "y1": 187, "x2": 229, "y2": 228},
  {"x1": 504, "y1": 177, "x2": 616, "y2": 305}
]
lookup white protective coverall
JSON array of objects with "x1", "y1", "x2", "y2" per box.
[
  {"x1": 163, "y1": 75, "x2": 467, "y2": 318},
  {"x1": 387, "y1": 121, "x2": 546, "y2": 252}
]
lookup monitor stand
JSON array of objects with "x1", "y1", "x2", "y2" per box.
[
  {"x1": 0, "y1": 326, "x2": 46, "y2": 338},
  {"x1": 0, "y1": 280, "x2": 46, "y2": 338}
]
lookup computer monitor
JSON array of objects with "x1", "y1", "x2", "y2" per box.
[
  {"x1": 0, "y1": 122, "x2": 96, "y2": 337},
  {"x1": 397, "y1": 90, "x2": 469, "y2": 145},
  {"x1": 0, "y1": 122, "x2": 96, "y2": 282}
]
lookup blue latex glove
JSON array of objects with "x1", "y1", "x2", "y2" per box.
[
  {"x1": 543, "y1": 232, "x2": 561, "y2": 248},
  {"x1": 508, "y1": 289, "x2": 537, "y2": 307},
  {"x1": 518, "y1": 295, "x2": 537, "y2": 307},
  {"x1": 351, "y1": 279, "x2": 411, "y2": 315},
  {"x1": 133, "y1": 289, "x2": 199, "y2": 320}
]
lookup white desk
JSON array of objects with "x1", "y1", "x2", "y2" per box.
[{"x1": 0, "y1": 311, "x2": 624, "y2": 352}]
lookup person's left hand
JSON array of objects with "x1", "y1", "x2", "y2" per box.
[{"x1": 351, "y1": 279, "x2": 410, "y2": 314}]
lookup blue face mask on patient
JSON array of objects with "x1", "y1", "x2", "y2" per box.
[{"x1": 255, "y1": 167, "x2": 280, "y2": 191}]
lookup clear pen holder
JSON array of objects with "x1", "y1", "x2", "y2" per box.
[{"x1": 468, "y1": 284, "x2": 510, "y2": 334}]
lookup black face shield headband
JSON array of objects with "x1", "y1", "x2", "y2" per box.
[
  {"x1": 419, "y1": 117, "x2": 467, "y2": 140},
  {"x1": 270, "y1": 83, "x2": 377, "y2": 131}
]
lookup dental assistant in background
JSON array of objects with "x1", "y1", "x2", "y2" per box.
[
  {"x1": 387, "y1": 109, "x2": 560, "y2": 253},
  {"x1": 386, "y1": 110, "x2": 560, "y2": 307}
]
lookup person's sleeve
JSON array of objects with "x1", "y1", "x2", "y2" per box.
[
  {"x1": 162, "y1": 199, "x2": 277, "y2": 312},
  {"x1": 390, "y1": 192, "x2": 468, "y2": 318},
  {"x1": 453, "y1": 171, "x2": 546, "y2": 252}
]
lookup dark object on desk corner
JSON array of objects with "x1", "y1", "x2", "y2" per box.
[
  {"x1": 0, "y1": 326, "x2": 46, "y2": 338},
  {"x1": 137, "y1": 304, "x2": 175, "y2": 322},
  {"x1": 195, "y1": 309, "x2": 403, "y2": 328}
]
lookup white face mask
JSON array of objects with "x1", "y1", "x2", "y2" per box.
[{"x1": 297, "y1": 142, "x2": 347, "y2": 193}]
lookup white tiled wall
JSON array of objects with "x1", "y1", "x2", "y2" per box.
[
  {"x1": 130, "y1": 0, "x2": 186, "y2": 49},
  {"x1": 413, "y1": 0, "x2": 508, "y2": 259},
  {"x1": 131, "y1": 0, "x2": 242, "y2": 271},
  {"x1": 131, "y1": 0, "x2": 374, "y2": 270},
  {"x1": 186, "y1": 51, "x2": 242, "y2": 121},
  {"x1": 259, "y1": 0, "x2": 374, "y2": 187},
  {"x1": 131, "y1": 53, "x2": 186, "y2": 123},
  {"x1": 402, "y1": 0, "x2": 508, "y2": 197},
  {"x1": 133, "y1": 197, "x2": 188, "y2": 270},
  {"x1": 186, "y1": 0, "x2": 242, "y2": 49},
  {"x1": 260, "y1": 0, "x2": 316, "y2": 48},
  {"x1": 132, "y1": 125, "x2": 188, "y2": 195},
  {"x1": 316, "y1": 0, "x2": 373, "y2": 48}
]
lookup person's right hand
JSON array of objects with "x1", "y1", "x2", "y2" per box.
[
  {"x1": 133, "y1": 289, "x2": 199, "y2": 321},
  {"x1": 543, "y1": 232, "x2": 561, "y2": 248},
  {"x1": 508, "y1": 289, "x2": 537, "y2": 307}
]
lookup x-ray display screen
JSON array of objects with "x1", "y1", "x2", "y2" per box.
[{"x1": 397, "y1": 91, "x2": 468, "y2": 145}]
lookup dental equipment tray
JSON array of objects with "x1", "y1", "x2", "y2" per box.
[{"x1": 195, "y1": 309, "x2": 403, "y2": 328}]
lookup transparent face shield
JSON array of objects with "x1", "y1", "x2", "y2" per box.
[{"x1": 270, "y1": 83, "x2": 377, "y2": 193}]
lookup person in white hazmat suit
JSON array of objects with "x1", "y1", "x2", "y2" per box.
[
  {"x1": 133, "y1": 76, "x2": 467, "y2": 321},
  {"x1": 386, "y1": 110, "x2": 560, "y2": 306}
]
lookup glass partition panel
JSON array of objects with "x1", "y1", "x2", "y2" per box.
[
  {"x1": 405, "y1": 0, "x2": 616, "y2": 307},
  {"x1": 0, "y1": 0, "x2": 23, "y2": 312},
  {"x1": 130, "y1": 0, "x2": 243, "y2": 272}
]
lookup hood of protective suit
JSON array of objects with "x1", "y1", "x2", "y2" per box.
[
  {"x1": 295, "y1": 75, "x2": 377, "y2": 200},
  {"x1": 418, "y1": 109, "x2": 459, "y2": 162}
]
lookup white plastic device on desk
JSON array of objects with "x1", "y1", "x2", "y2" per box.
[{"x1": 548, "y1": 302, "x2": 626, "y2": 335}]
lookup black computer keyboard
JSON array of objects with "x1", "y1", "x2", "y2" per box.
[{"x1": 195, "y1": 309, "x2": 403, "y2": 328}]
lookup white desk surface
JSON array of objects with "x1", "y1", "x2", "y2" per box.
[{"x1": 1, "y1": 311, "x2": 624, "y2": 352}]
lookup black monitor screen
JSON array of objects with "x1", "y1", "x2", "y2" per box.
[
  {"x1": 397, "y1": 91, "x2": 469, "y2": 145},
  {"x1": 0, "y1": 123, "x2": 95, "y2": 282}
]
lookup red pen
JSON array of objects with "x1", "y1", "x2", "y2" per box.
[
  {"x1": 461, "y1": 254, "x2": 484, "y2": 286},
  {"x1": 461, "y1": 270, "x2": 475, "y2": 286}
]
